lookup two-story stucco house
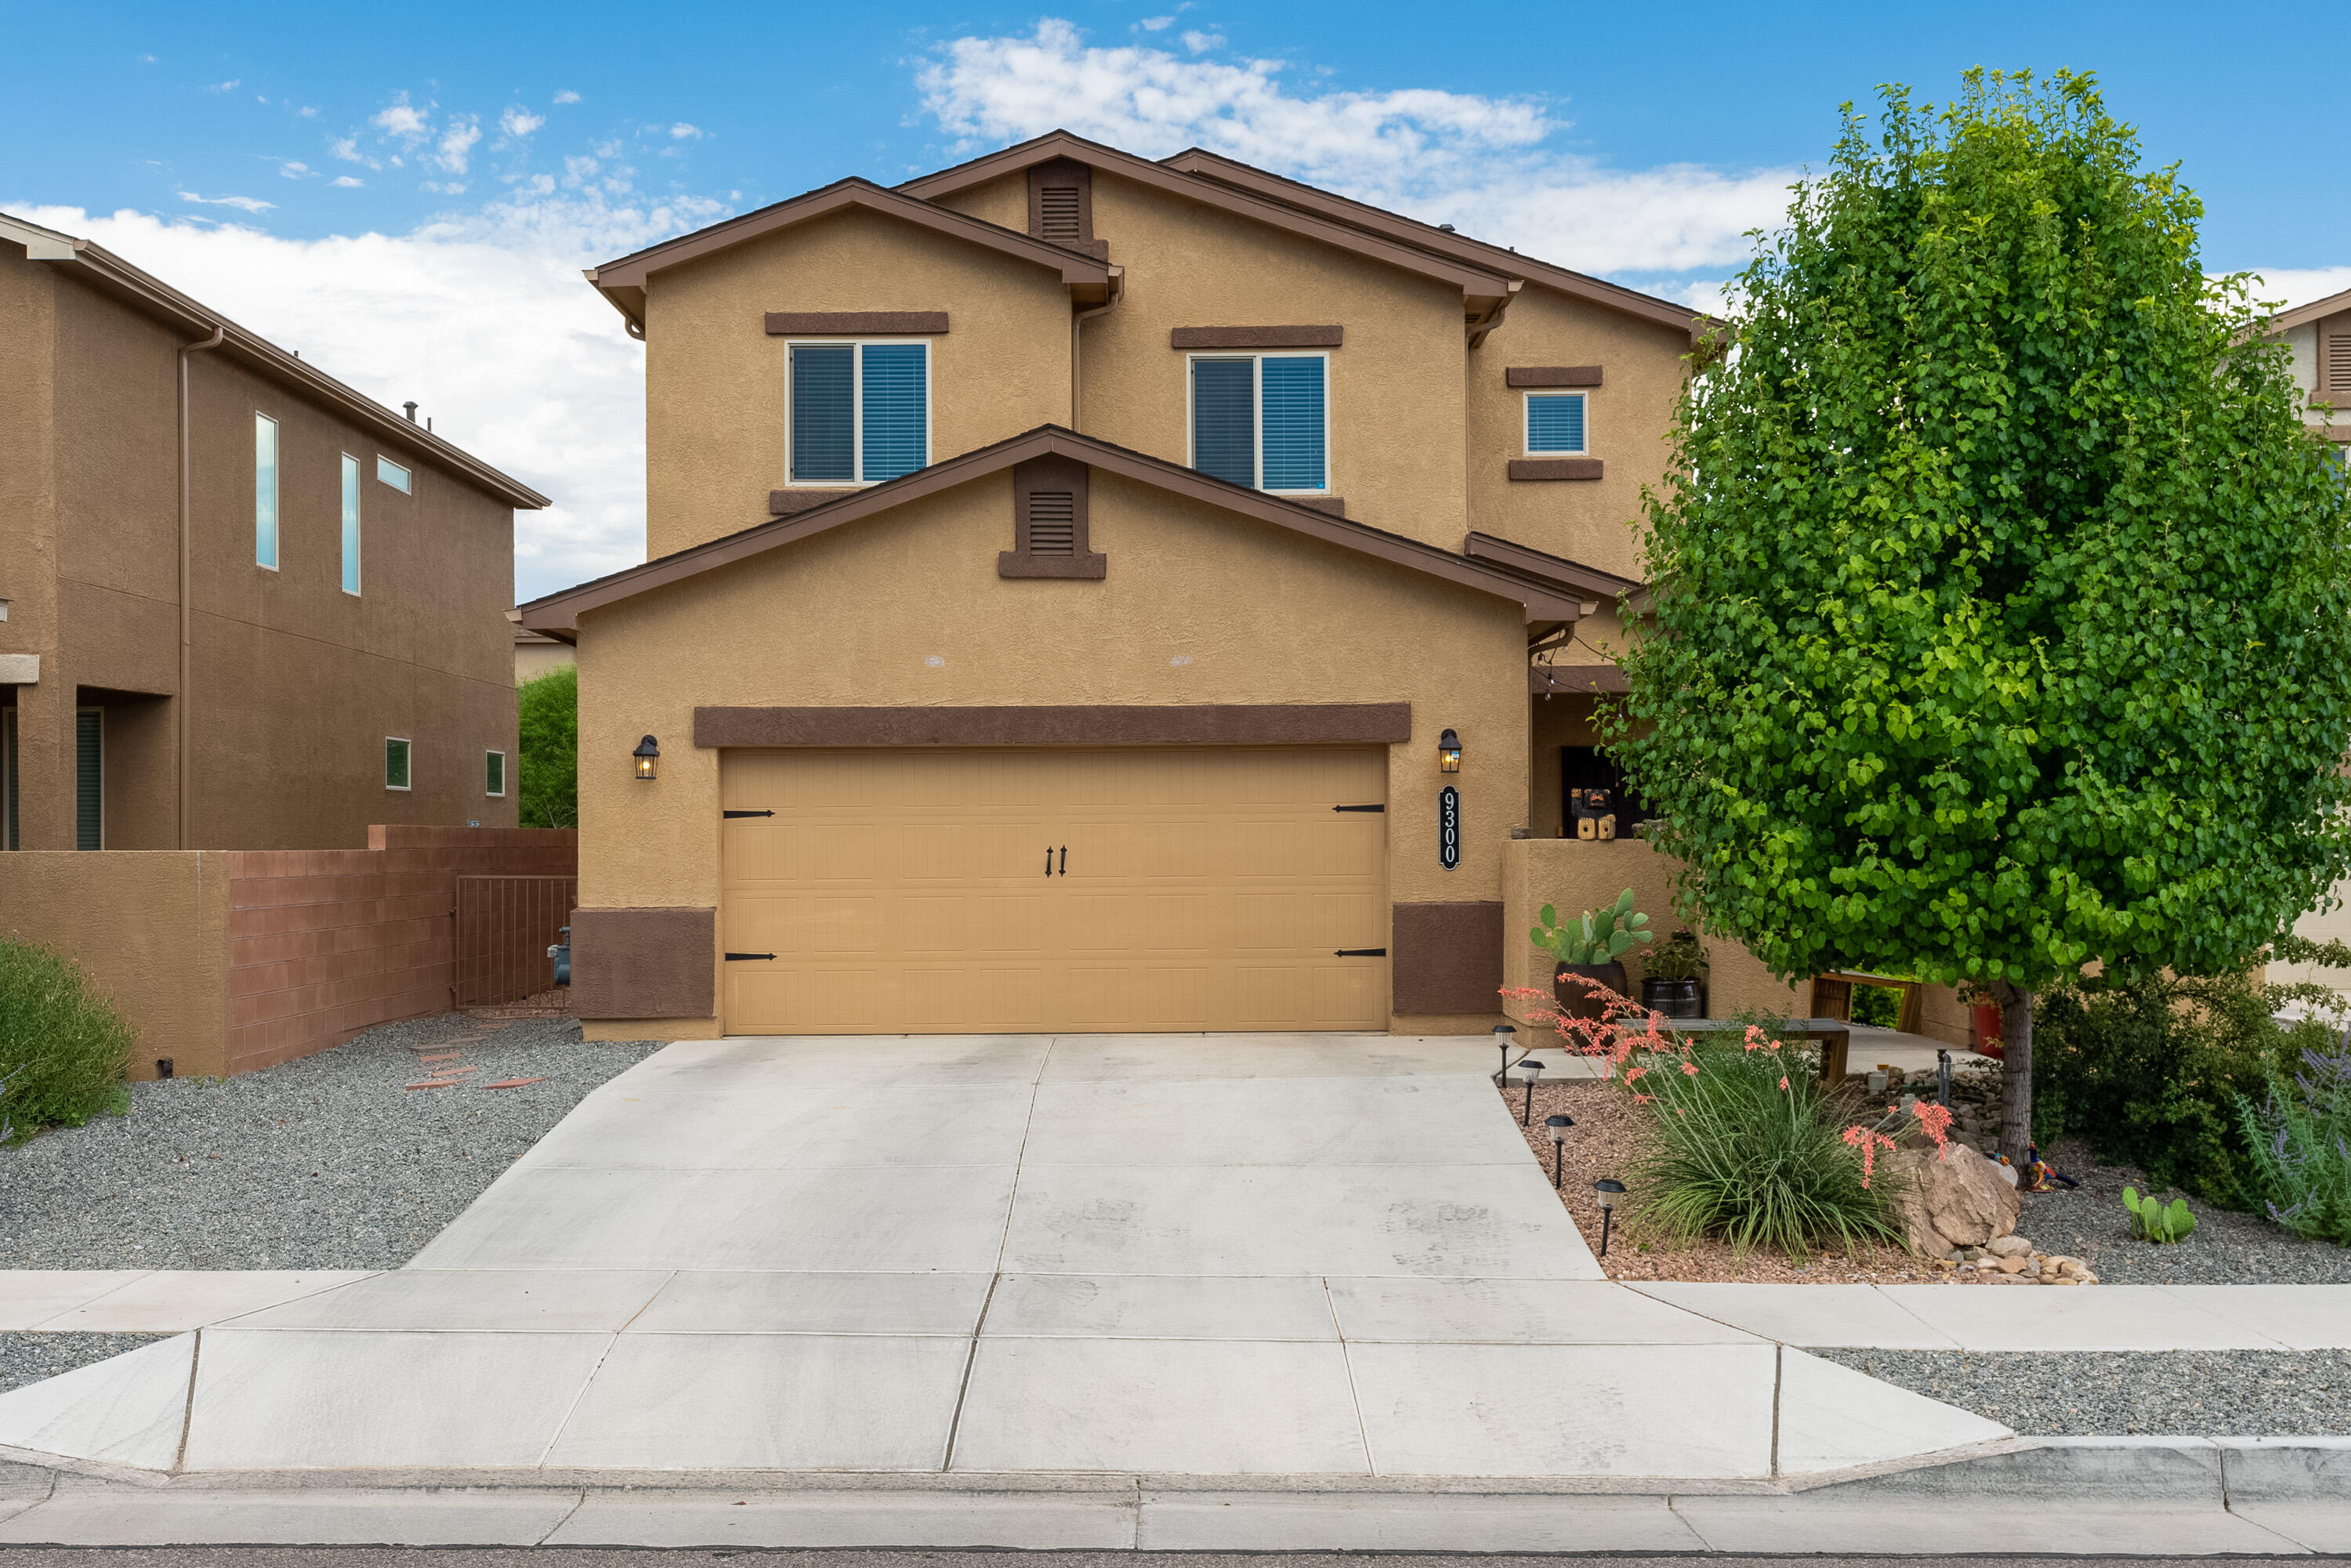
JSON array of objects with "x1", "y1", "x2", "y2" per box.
[{"x1": 520, "y1": 130, "x2": 1790, "y2": 1039}]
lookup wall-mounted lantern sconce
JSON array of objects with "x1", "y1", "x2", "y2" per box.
[
  {"x1": 1437, "y1": 728, "x2": 1462, "y2": 773},
  {"x1": 632, "y1": 734, "x2": 661, "y2": 780},
  {"x1": 1545, "y1": 1113, "x2": 1574, "y2": 1188},
  {"x1": 1593, "y1": 1178, "x2": 1625, "y2": 1256}
]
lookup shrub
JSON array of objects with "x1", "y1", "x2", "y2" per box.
[
  {"x1": 0, "y1": 938, "x2": 132, "y2": 1139},
  {"x1": 2031, "y1": 959, "x2": 2336, "y2": 1210},
  {"x1": 2236, "y1": 1037, "x2": 2351, "y2": 1245},
  {"x1": 517, "y1": 664, "x2": 578, "y2": 830}
]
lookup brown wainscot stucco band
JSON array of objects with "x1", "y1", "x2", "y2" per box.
[
  {"x1": 1170, "y1": 325, "x2": 1345, "y2": 349},
  {"x1": 693, "y1": 704, "x2": 1414, "y2": 749},
  {"x1": 764, "y1": 312, "x2": 951, "y2": 335},
  {"x1": 1509, "y1": 458, "x2": 1604, "y2": 481},
  {"x1": 567, "y1": 907, "x2": 716, "y2": 1019},
  {"x1": 1505, "y1": 366, "x2": 1604, "y2": 388},
  {"x1": 1389, "y1": 900, "x2": 1505, "y2": 1015}
]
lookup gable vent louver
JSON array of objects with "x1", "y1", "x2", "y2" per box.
[
  {"x1": 1027, "y1": 491, "x2": 1078, "y2": 553},
  {"x1": 1039, "y1": 186, "x2": 1083, "y2": 242},
  {"x1": 2328, "y1": 332, "x2": 2351, "y2": 394}
]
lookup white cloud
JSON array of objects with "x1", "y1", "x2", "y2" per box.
[
  {"x1": 500, "y1": 106, "x2": 545, "y2": 139},
  {"x1": 434, "y1": 118, "x2": 482, "y2": 174},
  {"x1": 279, "y1": 161, "x2": 311, "y2": 179},
  {"x1": 179, "y1": 190, "x2": 275, "y2": 213},
  {"x1": 552, "y1": 89, "x2": 581, "y2": 105},
  {"x1": 1179, "y1": 30, "x2": 1224, "y2": 52},
  {"x1": 668, "y1": 122, "x2": 703, "y2": 139},
  {"x1": 331, "y1": 175, "x2": 364, "y2": 189},
  {"x1": 207, "y1": 78, "x2": 240, "y2": 92},
  {"x1": 2244, "y1": 266, "x2": 2351, "y2": 313},
  {"x1": 371, "y1": 95, "x2": 431, "y2": 140},
  {"x1": 329, "y1": 136, "x2": 364, "y2": 162},
  {"x1": 1138, "y1": 14, "x2": 1174, "y2": 28},
  {"x1": 915, "y1": 19, "x2": 1793, "y2": 275}
]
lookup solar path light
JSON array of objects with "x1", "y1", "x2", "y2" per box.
[
  {"x1": 1593, "y1": 1178, "x2": 1625, "y2": 1256},
  {"x1": 1545, "y1": 1113, "x2": 1573, "y2": 1188},
  {"x1": 1517, "y1": 1055, "x2": 1545, "y2": 1124}
]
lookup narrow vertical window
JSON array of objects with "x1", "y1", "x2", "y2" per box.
[
  {"x1": 2, "y1": 706, "x2": 18, "y2": 851},
  {"x1": 485, "y1": 750, "x2": 506, "y2": 797},
  {"x1": 1525, "y1": 392, "x2": 1588, "y2": 455},
  {"x1": 859, "y1": 343, "x2": 929, "y2": 481},
  {"x1": 1259, "y1": 357, "x2": 1327, "y2": 491},
  {"x1": 1190, "y1": 359, "x2": 1256, "y2": 487},
  {"x1": 385, "y1": 737, "x2": 411, "y2": 791},
  {"x1": 254, "y1": 413, "x2": 280, "y2": 568},
  {"x1": 340, "y1": 453, "x2": 362, "y2": 596},
  {"x1": 75, "y1": 708, "x2": 103, "y2": 850},
  {"x1": 789, "y1": 345, "x2": 854, "y2": 483}
]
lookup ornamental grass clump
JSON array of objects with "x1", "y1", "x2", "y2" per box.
[
  {"x1": 2236, "y1": 1036, "x2": 2351, "y2": 1246},
  {"x1": 0, "y1": 938, "x2": 133, "y2": 1141}
]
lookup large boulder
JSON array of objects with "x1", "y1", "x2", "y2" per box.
[{"x1": 1885, "y1": 1143, "x2": 2021, "y2": 1257}]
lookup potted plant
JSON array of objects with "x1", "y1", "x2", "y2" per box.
[
  {"x1": 1531, "y1": 888, "x2": 1652, "y2": 1020},
  {"x1": 1640, "y1": 929, "x2": 1709, "y2": 1019},
  {"x1": 1958, "y1": 980, "x2": 2005, "y2": 1059}
]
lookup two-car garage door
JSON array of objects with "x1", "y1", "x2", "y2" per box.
[{"x1": 719, "y1": 748, "x2": 1389, "y2": 1034}]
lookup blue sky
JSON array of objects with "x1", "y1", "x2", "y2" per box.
[{"x1": 9, "y1": 1, "x2": 2346, "y2": 597}]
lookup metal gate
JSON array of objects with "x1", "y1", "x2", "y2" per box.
[{"x1": 455, "y1": 875, "x2": 578, "y2": 1008}]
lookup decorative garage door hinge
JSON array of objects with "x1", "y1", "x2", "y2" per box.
[
  {"x1": 723, "y1": 809, "x2": 775, "y2": 818},
  {"x1": 724, "y1": 951, "x2": 776, "y2": 961},
  {"x1": 1334, "y1": 947, "x2": 1388, "y2": 958},
  {"x1": 1332, "y1": 803, "x2": 1385, "y2": 812}
]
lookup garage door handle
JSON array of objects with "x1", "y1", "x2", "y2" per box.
[
  {"x1": 724, "y1": 951, "x2": 775, "y2": 961},
  {"x1": 723, "y1": 809, "x2": 774, "y2": 819},
  {"x1": 1335, "y1": 947, "x2": 1387, "y2": 958},
  {"x1": 1045, "y1": 846, "x2": 1053, "y2": 876},
  {"x1": 1333, "y1": 804, "x2": 1386, "y2": 813},
  {"x1": 1059, "y1": 845, "x2": 1067, "y2": 875}
]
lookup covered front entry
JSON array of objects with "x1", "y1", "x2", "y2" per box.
[{"x1": 719, "y1": 746, "x2": 1389, "y2": 1033}]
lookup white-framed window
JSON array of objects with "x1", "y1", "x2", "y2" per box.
[
  {"x1": 485, "y1": 749, "x2": 506, "y2": 797},
  {"x1": 384, "y1": 736, "x2": 411, "y2": 791},
  {"x1": 784, "y1": 340, "x2": 930, "y2": 485},
  {"x1": 340, "y1": 453, "x2": 363, "y2": 596},
  {"x1": 1523, "y1": 390, "x2": 1590, "y2": 456},
  {"x1": 376, "y1": 455, "x2": 411, "y2": 493},
  {"x1": 1187, "y1": 353, "x2": 1329, "y2": 493},
  {"x1": 254, "y1": 412, "x2": 280, "y2": 569}
]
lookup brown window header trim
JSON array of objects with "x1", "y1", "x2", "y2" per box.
[
  {"x1": 1507, "y1": 366, "x2": 1602, "y2": 388},
  {"x1": 1172, "y1": 325, "x2": 1343, "y2": 349},
  {"x1": 766, "y1": 312, "x2": 949, "y2": 336},
  {"x1": 1509, "y1": 458, "x2": 1603, "y2": 482},
  {"x1": 694, "y1": 704, "x2": 1414, "y2": 749}
]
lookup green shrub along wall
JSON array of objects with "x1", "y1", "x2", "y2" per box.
[
  {"x1": 517, "y1": 665, "x2": 578, "y2": 831},
  {"x1": 0, "y1": 938, "x2": 132, "y2": 1139}
]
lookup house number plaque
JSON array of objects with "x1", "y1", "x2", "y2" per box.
[{"x1": 1439, "y1": 785, "x2": 1461, "y2": 870}]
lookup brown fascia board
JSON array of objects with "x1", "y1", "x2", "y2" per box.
[
  {"x1": 583, "y1": 179, "x2": 1113, "y2": 334},
  {"x1": 0, "y1": 212, "x2": 550, "y2": 510},
  {"x1": 518, "y1": 425, "x2": 1586, "y2": 636},
  {"x1": 1463, "y1": 532, "x2": 1642, "y2": 605},
  {"x1": 896, "y1": 132, "x2": 1516, "y2": 310},
  {"x1": 2265, "y1": 284, "x2": 2351, "y2": 336},
  {"x1": 1158, "y1": 147, "x2": 1719, "y2": 345}
]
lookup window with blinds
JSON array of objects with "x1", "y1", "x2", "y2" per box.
[
  {"x1": 1189, "y1": 354, "x2": 1327, "y2": 492},
  {"x1": 788, "y1": 341, "x2": 929, "y2": 485},
  {"x1": 1526, "y1": 391, "x2": 1588, "y2": 455},
  {"x1": 75, "y1": 708, "x2": 103, "y2": 851}
]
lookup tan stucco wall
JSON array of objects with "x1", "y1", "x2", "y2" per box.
[
  {"x1": 641, "y1": 208, "x2": 1076, "y2": 559},
  {"x1": 0, "y1": 850, "x2": 230, "y2": 1080},
  {"x1": 0, "y1": 247, "x2": 519, "y2": 851},
  {"x1": 1466, "y1": 285, "x2": 1690, "y2": 581},
  {"x1": 516, "y1": 639, "x2": 576, "y2": 683},
  {"x1": 574, "y1": 467, "x2": 1531, "y2": 1034},
  {"x1": 1501, "y1": 837, "x2": 1804, "y2": 1038}
]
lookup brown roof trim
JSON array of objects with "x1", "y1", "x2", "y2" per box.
[
  {"x1": 766, "y1": 311, "x2": 950, "y2": 335},
  {"x1": 1462, "y1": 533, "x2": 1643, "y2": 603},
  {"x1": 584, "y1": 179, "x2": 1114, "y2": 335},
  {"x1": 694, "y1": 703, "x2": 1412, "y2": 748},
  {"x1": 1172, "y1": 325, "x2": 1342, "y2": 349},
  {"x1": 2266, "y1": 284, "x2": 2351, "y2": 336},
  {"x1": 897, "y1": 132, "x2": 1515, "y2": 308},
  {"x1": 1157, "y1": 148, "x2": 1715, "y2": 344},
  {"x1": 1, "y1": 212, "x2": 549, "y2": 509},
  {"x1": 519, "y1": 425, "x2": 1587, "y2": 636},
  {"x1": 1530, "y1": 663, "x2": 1628, "y2": 696}
]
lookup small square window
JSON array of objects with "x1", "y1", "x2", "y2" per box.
[
  {"x1": 377, "y1": 456, "x2": 411, "y2": 493},
  {"x1": 385, "y1": 737, "x2": 411, "y2": 791},
  {"x1": 485, "y1": 749, "x2": 506, "y2": 797},
  {"x1": 1525, "y1": 391, "x2": 1588, "y2": 456}
]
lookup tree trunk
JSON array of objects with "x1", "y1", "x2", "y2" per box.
[{"x1": 1995, "y1": 981, "x2": 2034, "y2": 1165}]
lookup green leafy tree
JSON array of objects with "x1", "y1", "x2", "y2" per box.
[
  {"x1": 516, "y1": 663, "x2": 578, "y2": 830},
  {"x1": 1612, "y1": 71, "x2": 2351, "y2": 1161}
]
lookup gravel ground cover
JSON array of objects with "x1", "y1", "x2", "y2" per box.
[
  {"x1": 1816, "y1": 1346, "x2": 2351, "y2": 1435},
  {"x1": 0, "y1": 1015, "x2": 664, "y2": 1269},
  {"x1": 0, "y1": 1333, "x2": 171, "y2": 1396}
]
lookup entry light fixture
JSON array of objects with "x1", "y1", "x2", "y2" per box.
[
  {"x1": 1517, "y1": 1056, "x2": 1545, "y2": 1124},
  {"x1": 1492, "y1": 1023, "x2": 1516, "y2": 1086},
  {"x1": 1545, "y1": 1113, "x2": 1574, "y2": 1188},
  {"x1": 632, "y1": 734, "x2": 661, "y2": 780},
  {"x1": 1593, "y1": 1178, "x2": 1625, "y2": 1256},
  {"x1": 1437, "y1": 727, "x2": 1462, "y2": 773}
]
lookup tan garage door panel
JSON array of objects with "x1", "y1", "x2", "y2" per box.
[{"x1": 720, "y1": 747, "x2": 1387, "y2": 1034}]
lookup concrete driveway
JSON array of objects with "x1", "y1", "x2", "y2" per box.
[{"x1": 0, "y1": 1033, "x2": 2005, "y2": 1482}]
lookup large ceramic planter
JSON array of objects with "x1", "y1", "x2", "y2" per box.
[
  {"x1": 1640, "y1": 977, "x2": 1704, "y2": 1019},
  {"x1": 1554, "y1": 961, "x2": 1628, "y2": 1021},
  {"x1": 1971, "y1": 1000, "x2": 2006, "y2": 1059}
]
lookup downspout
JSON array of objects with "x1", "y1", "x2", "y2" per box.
[
  {"x1": 177, "y1": 325, "x2": 225, "y2": 850},
  {"x1": 1069, "y1": 268, "x2": 1122, "y2": 432}
]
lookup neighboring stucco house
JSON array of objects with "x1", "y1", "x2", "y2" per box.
[
  {"x1": 0, "y1": 212, "x2": 547, "y2": 851},
  {"x1": 520, "y1": 130, "x2": 1798, "y2": 1039},
  {"x1": 512, "y1": 610, "x2": 577, "y2": 683}
]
